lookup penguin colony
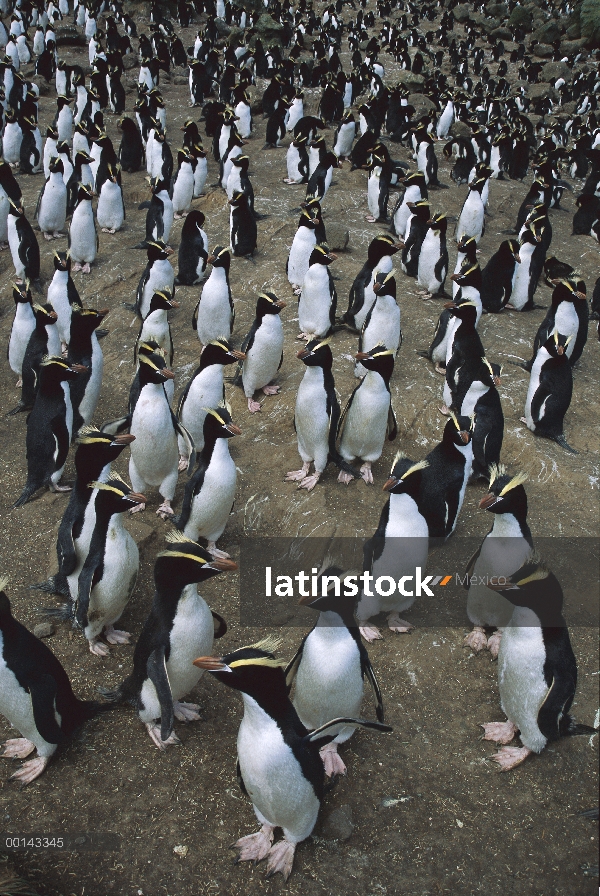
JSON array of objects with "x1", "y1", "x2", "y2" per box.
[{"x1": 0, "y1": 0, "x2": 597, "y2": 886}]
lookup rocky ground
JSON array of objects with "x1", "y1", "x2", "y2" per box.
[{"x1": 0, "y1": 3, "x2": 598, "y2": 895}]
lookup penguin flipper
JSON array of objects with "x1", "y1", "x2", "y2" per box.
[
  {"x1": 100, "y1": 415, "x2": 131, "y2": 435},
  {"x1": 386, "y1": 403, "x2": 398, "y2": 441},
  {"x1": 146, "y1": 647, "x2": 174, "y2": 742},
  {"x1": 360, "y1": 650, "x2": 385, "y2": 723},
  {"x1": 284, "y1": 637, "x2": 307, "y2": 692},
  {"x1": 462, "y1": 542, "x2": 485, "y2": 589},
  {"x1": 211, "y1": 611, "x2": 227, "y2": 639},
  {"x1": 30, "y1": 673, "x2": 67, "y2": 744},
  {"x1": 171, "y1": 413, "x2": 195, "y2": 473},
  {"x1": 75, "y1": 552, "x2": 102, "y2": 631},
  {"x1": 236, "y1": 758, "x2": 249, "y2": 797},
  {"x1": 538, "y1": 670, "x2": 577, "y2": 741},
  {"x1": 302, "y1": 717, "x2": 392, "y2": 746}
]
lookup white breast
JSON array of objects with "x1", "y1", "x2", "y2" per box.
[
  {"x1": 183, "y1": 438, "x2": 236, "y2": 543},
  {"x1": 340, "y1": 372, "x2": 390, "y2": 463},
  {"x1": 299, "y1": 266, "x2": 332, "y2": 338},
  {"x1": 498, "y1": 609, "x2": 548, "y2": 753},
  {"x1": 83, "y1": 516, "x2": 139, "y2": 640},
  {"x1": 0, "y1": 633, "x2": 59, "y2": 758},
  {"x1": 294, "y1": 366, "x2": 330, "y2": 470}
]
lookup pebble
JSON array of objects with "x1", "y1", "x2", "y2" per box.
[
  {"x1": 322, "y1": 805, "x2": 354, "y2": 841},
  {"x1": 33, "y1": 622, "x2": 55, "y2": 639}
]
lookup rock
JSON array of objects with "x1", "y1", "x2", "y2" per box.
[
  {"x1": 449, "y1": 120, "x2": 471, "y2": 141},
  {"x1": 565, "y1": 20, "x2": 581, "y2": 40},
  {"x1": 396, "y1": 69, "x2": 425, "y2": 90},
  {"x1": 542, "y1": 61, "x2": 571, "y2": 82},
  {"x1": 533, "y1": 21, "x2": 564, "y2": 45},
  {"x1": 55, "y1": 24, "x2": 86, "y2": 46},
  {"x1": 487, "y1": 2, "x2": 508, "y2": 17},
  {"x1": 508, "y1": 6, "x2": 533, "y2": 30},
  {"x1": 322, "y1": 806, "x2": 354, "y2": 841},
  {"x1": 32, "y1": 76, "x2": 51, "y2": 95},
  {"x1": 173, "y1": 76, "x2": 188, "y2": 86},
  {"x1": 560, "y1": 38, "x2": 587, "y2": 55},
  {"x1": 533, "y1": 43, "x2": 554, "y2": 58},
  {"x1": 123, "y1": 53, "x2": 138, "y2": 71},
  {"x1": 245, "y1": 85, "x2": 262, "y2": 114},
  {"x1": 125, "y1": 518, "x2": 157, "y2": 555},
  {"x1": 409, "y1": 93, "x2": 436, "y2": 116},
  {"x1": 491, "y1": 27, "x2": 512, "y2": 41},
  {"x1": 325, "y1": 223, "x2": 349, "y2": 252},
  {"x1": 453, "y1": 5, "x2": 470, "y2": 24},
  {"x1": 255, "y1": 13, "x2": 284, "y2": 42},
  {"x1": 214, "y1": 19, "x2": 231, "y2": 38},
  {"x1": 34, "y1": 622, "x2": 55, "y2": 639},
  {"x1": 528, "y1": 81, "x2": 556, "y2": 100}
]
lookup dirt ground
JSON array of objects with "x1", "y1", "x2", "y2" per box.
[{"x1": 0, "y1": 4, "x2": 598, "y2": 896}]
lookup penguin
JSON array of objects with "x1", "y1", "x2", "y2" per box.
[
  {"x1": 285, "y1": 92, "x2": 304, "y2": 134},
  {"x1": 233, "y1": 88, "x2": 252, "y2": 139},
  {"x1": 285, "y1": 136, "x2": 309, "y2": 185},
  {"x1": 136, "y1": 290, "x2": 178, "y2": 371},
  {"x1": 101, "y1": 531, "x2": 234, "y2": 748},
  {"x1": 118, "y1": 116, "x2": 145, "y2": 173},
  {"x1": 298, "y1": 245, "x2": 337, "y2": 341},
  {"x1": 264, "y1": 100, "x2": 289, "y2": 149},
  {"x1": 7, "y1": 201, "x2": 42, "y2": 290},
  {"x1": 436, "y1": 94, "x2": 454, "y2": 140},
  {"x1": 136, "y1": 176, "x2": 174, "y2": 249},
  {"x1": 357, "y1": 269, "x2": 402, "y2": 378},
  {"x1": 31, "y1": 426, "x2": 136, "y2": 599},
  {"x1": 417, "y1": 213, "x2": 449, "y2": 298},
  {"x1": 192, "y1": 246, "x2": 234, "y2": 346},
  {"x1": 134, "y1": 240, "x2": 175, "y2": 320},
  {"x1": 463, "y1": 466, "x2": 533, "y2": 656},
  {"x1": 401, "y1": 200, "x2": 430, "y2": 278},
  {"x1": 522, "y1": 330, "x2": 577, "y2": 453},
  {"x1": 54, "y1": 94, "x2": 73, "y2": 144},
  {"x1": 7, "y1": 282, "x2": 35, "y2": 385},
  {"x1": 443, "y1": 300, "x2": 486, "y2": 411},
  {"x1": 286, "y1": 338, "x2": 358, "y2": 491},
  {"x1": 232, "y1": 291, "x2": 285, "y2": 413},
  {"x1": 226, "y1": 155, "x2": 255, "y2": 213},
  {"x1": 175, "y1": 405, "x2": 240, "y2": 556},
  {"x1": 192, "y1": 639, "x2": 390, "y2": 881},
  {"x1": 19, "y1": 116, "x2": 43, "y2": 174},
  {"x1": 287, "y1": 208, "x2": 321, "y2": 292},
  {"x1": 508, "y1": 226, "x2": 545, "y2": 312},
  {"x1": 191, "y1": 141, "x2": 208, "y2": 198},
  {"x1": 171, "y1": 148, "x2": 196, "y2": 219},
  {"x1": 286, "y1": 565, "x2": 385, "y2": 775},
  {"x1": 333, "y1": 111, "x2": 355, "y2": 160},
  {"x1": 391, "y1": 171, "x2": 428, "y2": 239},
  {"x1": 14, "y1": 356, "x2": 85, "y2": 507},
  {"x1": 456, "y1": 177, "x2": 486, "y2": 244},
  {"x1": 128, "y1": 352, "x2": 195, "y2": 518},
  {"x1": 337, "y1": 345, "x2": 397, "y2": 485},
  {"x1": 415, "y1": 129, "x2": 439, "y2": 186},
  {"x1": 107, "y1": 66, "x2": 126, "y2": 115},
  {"x1": 453, "y1": 357, "x2": 504, "y2": 480},
  {"x1": 523, "y1": 279, "x2": 585, "y2": 371},
  {"x1": 339, "y1": 235, "x2": 400, "y2": 333},
  {"x1": 42, "y1": 126, "x2": 59, "y2": 181},
  {"x1": 481, "y1": 240, "x2": 521, "y2": 313},
  {"x1": 8, "y1": 302, "x2": 60, "y2": 415},
  {"x1": 2, "y1": 110, "x2": 23, "y2": 167},
  {"x1": 417, "y1": 413, "x2": 474, "y2": 540},
  {"x1": 96, "y1": 162, "x2": 124, "y2": 233},
  {"x1": 0, "y1": 579, "x2": 112, "y2": 785},
  {"x1": 350, "y1": 459, "x2": 430, "y2": 653},
  {"x1": 68, "y1": 184, "x2": 97, "y2": 274},
  {"x1": 47, "y1": 250, "x2": 83, "y2": 349},
  {"x1": 0, "y1": 160, "x2": 23, "y2": 250},
  {"x1": 177, "y1": 338, "x2": 245, "y2": 463},
  {"x1": 66, "y1": 151, "x2": 95, "y2": 215},
  {"x1": 174, "y1": 210, "x2": 208, "y2": 286},
  {"x1": 67, "y1": 306, "x2": 108, "y2": 432},
  {"x1": 480, "y1": 555, "x2": 595, "y2": 770},
  {"x1": 306, "y1": 151, "x2": 341, "y2": 204},
  {"x1": 230, "y1": 190, "x2": 257, "y2": 258},
  {"x1": 36, "y1": 157, "x2": 67, "y2": 241}
]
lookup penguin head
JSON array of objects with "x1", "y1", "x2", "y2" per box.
[
  {"x1": 383, "y1": 453, "x2": 429, "y2": 499},
  {"x1": 407, "y1": 199, "x2": 431, "y2": 221},
  {"x1": 8, "y1": 199, "x2": 26, "y2": 218},
  {"x1": 48, "y1": 156, "x2": 64, "y2": 175},
  {"x1": 232, "y1": 154, "x2": 250, "y2": 170},
  {"x1": 192, "y1": 637, "x2": 287, "y2": 698},
  {"x1": 445, "y1": 299, "x2": 478, "y2": 326},
  {"x1": 441, "y1": 411, "x2": 472, "y2": 448},
  {"x1": 543, "y1": 329, "x2": 572, "y2": 359},
  {"x1": 75, "y1": 150, "x2": 94, "y2": 167},
  {"x1": 426, "y1": 212, "x2": 447, "y2": 235},
  {"x1": 308, "y1": 244, "x2": 336, "y2": 267},
  {"x1": 480, "y1": 464, "x2": 528, "y2": 517},
  {"x1": 201, "y1": 338, "x2": 246, "y2": 368},
  {"x1": 88, "y1": 473, "x2": 147, "y2": 516},
  {"x1": 207, "y1": 246, "x2": 231, "y2": 271},
  {"x1": 551, "y1": 278, "x2": 586, "y2": 306},
  {"x1": 297, "y1": 565, "x2": 360, "y2": 617},
  {"x1": 75, "y1": 425, "x2": 136, "y2": 465},
  {"x1": 354, "y1": 344, "x2": 395, "y2": 381},
  {"x1": 367, "y1": 234, "x2": 401, "y2": 263},
  {"x1": 155, "y1": 529, "x2": 237, "y2": 592},
  {"x1": 70, "y1": 306, "x2": 110, "y2": 336},
  {"x1": 201, "y1": 404, "x2": 242, "y2": 443},
  {"x1": 456, "y1": 235, "x2": 478, "y2": 259},
  {"x1": 46, "y1": 124, "x2": 59, "y2": 140},
  {"x1": 255, "y1": 291, "x2": 286, "y2": 318},
  {"x1": 479, "y1": 357, "x2": 502, "y2": 388},
  {"x1": 106, "y1": 163, "x2": 121, "y2": 183},
  {"x1": 297, "y1": 336, "x2": 333, "y2": 369},
  {"x1": 181, "y1": 209, "x2": 206, "y2": 237},
  {"x1": 57, "y1": 141, "x2": 72, "y2": 159},
  {"x1": 483, "y1": 553, "x2": 564, "y2": 620},
  {"x1": 75, "y1": 182, "x2": 94, "y2": 203},
  {"x1": 501, "y1": 238, "x2": 521, "y2": 264},
  {"x1": 12, "y1": 281, "x2": 32, "y2": 305},
  {"x1": 53, "y1": 250, "x2": 71, "y2": 273},
  {"x1": 138, "y1": 349, "x2": 175, "y2": 386},
  {"x1": 148, "y1": 290, "x2": 179, "y2": 313},
  {"x1": 39, "y1": 355, "x2": 87, "y2": 385},
  {"x1": 32, "y1": 302, "x2": 58, "y2": 327},
  {"x1": 146, "y1": 239, "x2": 169, "y2": 262},
  {"x1": 373, "y1": 269, "x2": 397, "y2": 300}
]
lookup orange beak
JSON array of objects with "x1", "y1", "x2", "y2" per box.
[
  {"x1": 479, "y1": 492, "x2": 498, "y2": 510},
  {"x1": 193, "y1": 656, "x2": 230, "y2": 671}
]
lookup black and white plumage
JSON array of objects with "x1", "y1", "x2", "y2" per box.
[{"x1": 417, "y1": 413, "x2": 473, "y2": 540}]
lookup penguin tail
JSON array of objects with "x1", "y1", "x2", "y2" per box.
[
  {"x1": 552, "y1": 434, "x2": 578, "y2": 454},
  {"x1": 5, "y1": 401, "x2": 30, "y2": 417},
  {"x1": 562, "y1": 715, "x2": 597, "y2": 737},
  {"x1": 100, "y1": 415, "x2": 131, "y2": 435},
  {"x1": 30, "y1": 574, "x2": 70, "y2": 597},
  {"x1": 137, "y1": 202, "x2": 151, "y2": 210},
  {"x1": 95, "y1": 328, "x2": 109, "y2": 340},
  {"x1": 13, "y1": 482, "x2": 39, "y2": 508},
  {"x1": 211, "y1": 611, "x2": 227, "y2": 639},
  {"x1": 506, "y1": 359, "x2": 528, "y2": 370},
  {"x1": 231, "y1": 363, "x2": 244, "y2": 388},
  {"x1": 42, "y1": 602, "x2": 75, "y2": 621},
  {"x1": 302, "y1": 717, "x2": 393, "y2": 747},
  {"x1": 80, "y1": 699, "x2": 119, "y2": 719},
  {"x1": 32, "y1": 279, "x2": 44, "y2": 294},
  {"x1": 122, "y1": 302, "x2": 137, "y2": 313},
  {"x1": 96, "y1": 685, "x2": 124, "y2": 703},
  {"x1": 416, "y1": 349, "x2": 432, "y2": 359},
  {"x1": 130, "y1": 242, "x2": 149, "y2": 249},
  {"x1": 330, "y1": 454, "x2": 361, "y2": 480}
]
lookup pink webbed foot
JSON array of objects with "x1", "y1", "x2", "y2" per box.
[
  {"x1": 248, "y1": 398, "x2": 262, "y2": 413},
  {"x1": 52, "y1": 232, "x2": 63, "y2": 239},
  {"x1": 320, "y1": 741, "x2": 347, "y2": 777},
  {"x1": 173, "y1": 701, "x2": 202, "y2": 722},
  {"x1": 104, "y1": 626, "x2": 131, "y2": 645},
  {"x1": 207, "y1": 542, "x2": 230, "y2": 559},
  {"x1": 43, "y1": 232, "x2": 54, "y2": 241},
  {"x1": 283, "y1": 177, "x2": 302, "y2": 184},
  {"x1": 129, "y1": 502, "x2": 146, "y2": 515},
  {"x1": 156, "y1": 501, "x2": 174, "y2": 519},
  {"x1": 286, "y1": 462, "x2": 310, "y2": 482},
  {"x1": 233, "y1": 824, "x2": 274, "y2": 864},
  {"x1": 481, "y1": 720, "x2": 518, "y2": 744},
  {"x1": 71, "y1": 262, "x2": 82, "y2": 272},
  {"x1": 262, "y1": 383, "x2": 280, "y2": 395},
  {"x1": 81, "y1": 263, "x2": 91, "y2": 274},
  {"x1": 292, "y1": 286, "x2": 302, "y2": 297},
  {"x1": 359, "y1": 624, "x2": 383, "y2": 642},
  {"x1": 88, "y1": 637, "x2": 110, "y2": 656},
  {"x1": 298, "y1": 471, "x2": 321, "y2": 491},
  {"x1": 519, "y1": 415, "x2": 527, "y2": 425},
  {"x1": 365, "y1": 215, "x2": 377, "y2": 222},
  {"x1": 145, "y1": 723, "x2": 181, "y2": 751},
  {"x1": 387, "y1": 612, "x2": 414, "y2": 633},
  {"x1": 492, "y1": 745, "x2": 532, "y2": 771},
  {"x1": 338, "y1": 470, "x2": 354, "y2": 485},
  {"x1": 2, "y1": 738, "x2": 35, "y2": 759},
  {"x1": 487, "y1": 629, "x2": 503, "y2": 658},
  {"x1": 463, "y1": 626, "x2": 488, "y2": 652},
  {"x1": 265, "y1": 839, "x2": 296, "y2": 881},
  {"x1": 439, "y1": 404, "x2": 451, "y2": 416},
  {"x1": 434, "y1": 363, "x2": 446, "y2": 375},
  {"x1": 10, "y1": 756, "x2": 50, "y2": 785},
  {"x1": 15, "y1": 377, "x2": 22, "y2": 387},
  {"x1": 101, "y1": 227, "x2": 116, "y2": 234},
  {"x1": 50, "y1": 482, "x2": 72, "y2": 493},
  {"x1": 360, "y1": 462, "x2": 373, "y2": 484},
  {"x1": 178, "y1": 455, "x2": 189, "y2": 472}
]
